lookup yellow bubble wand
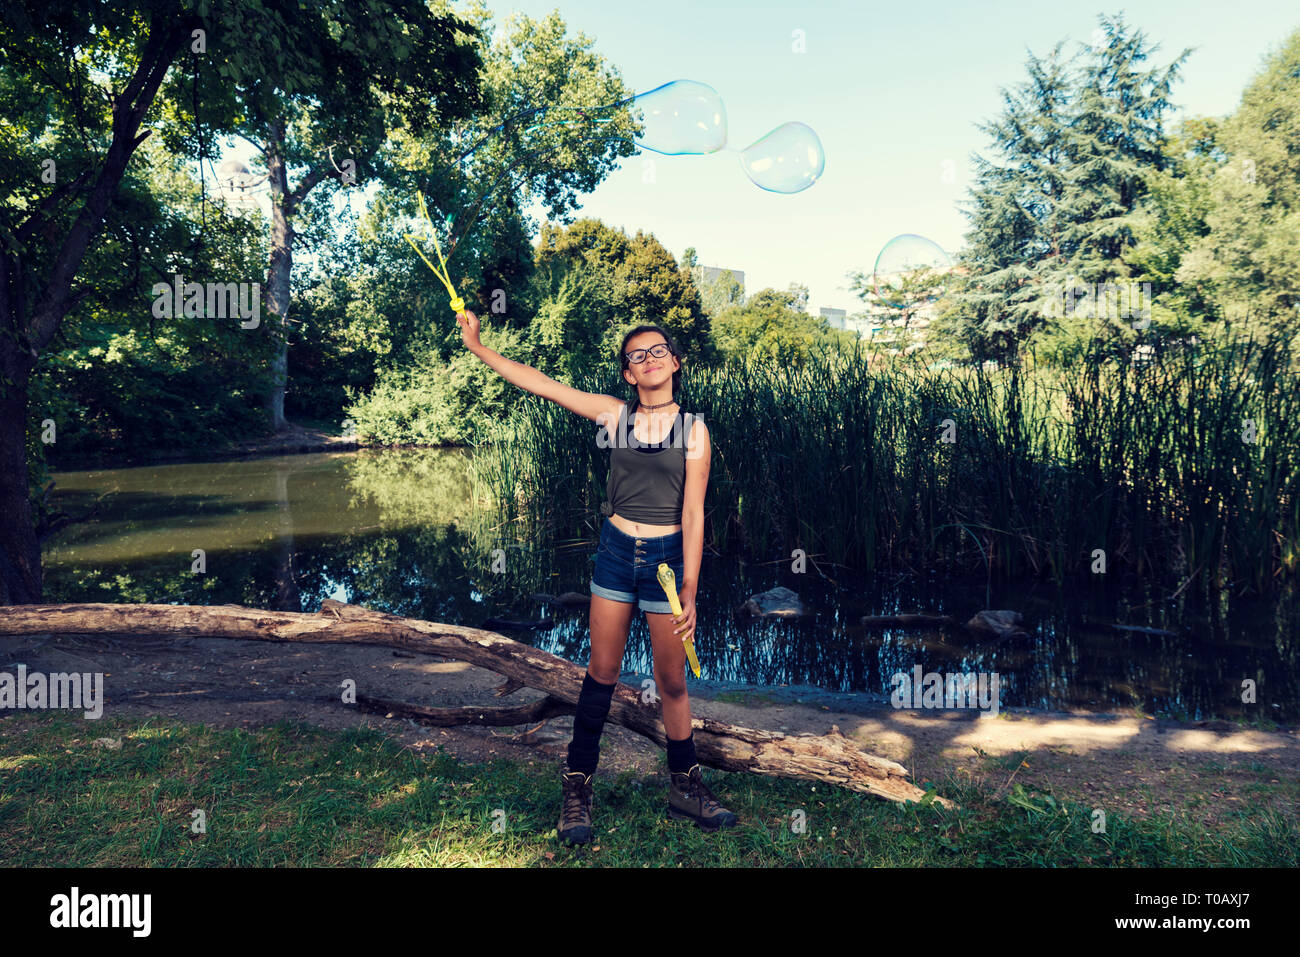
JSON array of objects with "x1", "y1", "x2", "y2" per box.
[
  {"x1": 657, "y1": 563, "x2": 700, "y2": 678},
  {"x1": 403, "y1": 190, "x2": 465, "y2": 314}
]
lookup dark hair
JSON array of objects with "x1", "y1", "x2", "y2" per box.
[{"x1": 618, "y1": 324, "x2": 683, "y2": 397}]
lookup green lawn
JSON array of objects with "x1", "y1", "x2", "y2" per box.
[{"x1": 1, "y1": 713, "x2": 1294, "y2": 867}]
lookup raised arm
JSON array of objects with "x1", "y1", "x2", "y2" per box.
[{"x1": 457, "y1": 309, "x2": 623, "y2": 424}]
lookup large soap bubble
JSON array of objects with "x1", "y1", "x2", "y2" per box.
[
  {"x1": 421, "y1": 79, "x2": 822, "y2": 265},
  {"x1": 626, "y1": 79, "x2": 728, "y2": 155},
  {"x1": 739, "y1": 121, "x2": 825, "y2": 193}
]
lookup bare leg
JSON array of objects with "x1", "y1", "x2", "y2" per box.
[
  {"x1": 587, "y1": 594, "x2": 634, "y2": 684},
  {"x1": 646, "y1": 610, "x2": 692, "y2": 739}
]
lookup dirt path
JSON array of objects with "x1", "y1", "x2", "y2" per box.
[
  {"x1": 2, "y1": 631, "x2": 1295, "y2": 826},
  {"x1": 51, "y1": 424, "x2": 358, "y2": 470},
  {"x1": 218, "y1": 423, "x2": 357, "y2": 458}
]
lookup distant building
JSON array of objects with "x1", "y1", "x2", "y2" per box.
[
  {"x1": 819, "y1": 307, "x2": 847, "y2": 329},
  {"x1": 693, "y1": 265, "x2": 745, "y2": 297},
  {"x1": 215, "y1": 158, "x2": 267, "y2": 210}
]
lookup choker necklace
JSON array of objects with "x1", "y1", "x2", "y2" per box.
[{"x1": 637, "y1": 398, "x2": 676, "y2": 411}]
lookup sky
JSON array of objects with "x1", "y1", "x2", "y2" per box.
[
  {"x1": 476, "y1": 0, "x2": 1298, "y2": 315},
  {"x1": 210, "y1": 1, "x2": 1298, "y2": 317}
]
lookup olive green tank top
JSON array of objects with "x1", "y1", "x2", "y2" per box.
[{"x1": 600, "y1": 398, "x2": 692, "y2": 525}]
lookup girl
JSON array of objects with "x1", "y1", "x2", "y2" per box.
[{"x1": 457, "y1": 309, "x2": 739, "y2": 845}]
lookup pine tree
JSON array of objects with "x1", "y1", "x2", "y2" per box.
[
  {"x1": 947, "y1": 40, "x2": 1075, "y2": 359},
  {"x1": 1174, "y1": 29, "x2": 1300, "y2": 331},
  {"x1": 949, "y1": 13, "x2": 1191, "y2": 360},
  {"x1": 1048, "y1": 12, "x2": 1189, "y2": 345}
]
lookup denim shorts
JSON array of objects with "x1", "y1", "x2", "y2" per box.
[{"x1": 589, "y1": 518, "x2": 685, "y2": 614}]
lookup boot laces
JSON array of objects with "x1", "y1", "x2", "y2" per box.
[
  {"x1": 561, "y1": 773, "x2": 591, "y2": 825},
  {"x1": 683, "y1": 766, "x2": 723, "y2": 812}
]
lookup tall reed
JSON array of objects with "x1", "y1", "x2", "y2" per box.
[{"x1": 467, "y1": 330, "x2": 1299, "y2": 598}]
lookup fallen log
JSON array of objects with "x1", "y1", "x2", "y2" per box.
[{"x1": 0, "y1": 600, "x2": 951, "y2": 807}]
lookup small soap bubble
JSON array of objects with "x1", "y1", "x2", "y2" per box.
[
  {"x1": 872, "y1": 234, "x2": 952, "y2": 309},
  {"x1": 739, "y1": 121, "x2": 825, "y2": 193}
]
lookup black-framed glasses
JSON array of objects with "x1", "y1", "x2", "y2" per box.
[{"x1": 624, "y1": 343, "x2": 672, "y2": 365}]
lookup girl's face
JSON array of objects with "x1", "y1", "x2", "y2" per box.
[{"x1": 622, "y1": 332, "x2": 680, "y2": 389}]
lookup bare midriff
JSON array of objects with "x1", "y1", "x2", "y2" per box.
[{"x1": 608, "y1": 513, "x2": 681, "y2": 535}]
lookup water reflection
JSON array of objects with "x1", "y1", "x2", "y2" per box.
[{"x1": 42, "y1": 449, "x2": 1299, "y2": 721}]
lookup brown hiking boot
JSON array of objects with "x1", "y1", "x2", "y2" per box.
[
  {"x1": 667, "y1": 764, "x2": 739, "y2": 831},
  {"x1": 558, "y1": 766, "x2": 594, "y2": 845}
]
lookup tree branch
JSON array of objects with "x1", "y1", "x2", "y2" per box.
[
  {"x1": 15, "y1": 169, "x2": 94, "y2": 247},
  {"x1": 26, "y1": 13, "x2": 198, "y2": 354}
]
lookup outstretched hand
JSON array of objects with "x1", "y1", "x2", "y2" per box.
[{"x1": 456, "y1": 309, "x2": 481, "y2": 350}]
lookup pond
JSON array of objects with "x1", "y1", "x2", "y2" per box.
[{"x1": 41, "y1": 448, "x2": 1299, "y2": 722}]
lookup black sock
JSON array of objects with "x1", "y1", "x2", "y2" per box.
[
  {"x1": 566, "y1": 671, "x2": 617, "y2": 776},
  {"x1": 666, "y1": 731, "x2": 697, "y2": 775}
]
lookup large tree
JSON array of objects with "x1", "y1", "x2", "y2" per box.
[
  {"x1": 167, "y1": 0, "x2": 486, "y2": 431},
  {"x1": 946, "y1": 39, "x2": 1076, "y2": 359},
  {"x1": 1172, "y1": 29, "x2": 1300, "y2": 329},
  {"x1": 0, "y1": 0, "x2": 485, "y2": 603},
  {"x1": 710, "y1": 284, "x2": 854, "y2": 364},
  {"x1": 1120, "y1": 116, "x2": 1219, "y2": 334},
  {"x1": 2, "y1": 1, "x2": 202, "y2": 604},
  {"x1": 948, "y1": 13, "x2": 1191, "y2": 359},
  {"x1": 329, "y1": 8, "x2": 642, "y2": 382},
  {"x1": 532, "y1": 217, "x2": 712, "y2": 367}
]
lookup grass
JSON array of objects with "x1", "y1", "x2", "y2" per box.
[
  {"x1": 2, "y1": 712, "x2": 1295, "y2": 867},
  {"x1": 467, "y1": 328, "x2": 1300, "y2": 601},
  {"x1": 712, "y1": 690, "x2": 784, "y2": 707}
]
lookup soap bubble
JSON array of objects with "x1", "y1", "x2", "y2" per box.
[
  {"x1": 426, "y1": 79, "x2": 822, "y2": 262},
  {"x1": 739, "y1": 121, "x2": 824, "y2": 193},
  {"x1": 456, "y1": 79, "x2": 726, "y2": 164},
  {"x1": 872, "y1": 234, "x2": 952, "y2": 309},
  {"x1": 626, "y1": 79, "x2": 727, "y2": 155}
]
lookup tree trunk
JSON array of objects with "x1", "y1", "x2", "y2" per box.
[
  {"x1": 263, "y1": 119, "x2": 293, "y2": 433},
  {"x1": 0, "y1": 343, "x2": 40, "y2": 604},
  {"x1": 0, "y1": 16, "x2": 198, "y2": 605},
  {"x1": 0, "y1": 600, "x2": 952, "y2": 807}
]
